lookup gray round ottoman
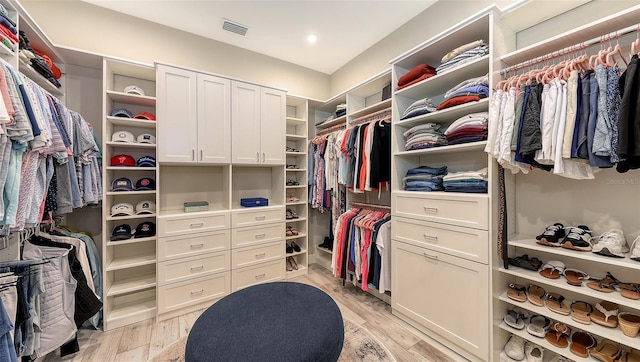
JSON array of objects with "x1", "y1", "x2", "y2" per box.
[{"x1": 185, "y1": 281, "x2": 344, "y2": 362}]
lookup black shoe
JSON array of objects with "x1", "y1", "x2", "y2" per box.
[
  {"x1": 291, "y1": 242, "x2": 301, "y2": 252},
  {"x1": 286, "y1": 244, "x2": 293, "y2": 254},
  {"x1": 319, "y1": 237, "x2": 333, "y2": 250}
]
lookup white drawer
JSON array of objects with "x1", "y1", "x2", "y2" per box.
[
  {"x1": 158, "y1": 211, "x2": 230, "y2": 237},
  {"x1": 157, "y1": 272, "x2": 230, "y2": 314},
  {"x1": 392, "y1": 218, "x2": 488, "y2": 264},
  {"x1": 158, "y1": 251, "x2": 230, "y2": 286},
  {"x1": 231, "y1": 206, "x2": 284, "y2": 228},
  {"x1": 158, "y1": 230, "x2": 230, "y2": 261},
  {"x1": 393, "y1": 191, "x2": 488, "y2": 229},
  {"x1": 232, "y1": 240, "x2": 283, "y2": 269},
  {"x1": 231, "y1": 223, "x2": 284, "y2": 249},
  {"x1": 232, "y1": 259, "x2": 284, "y2": 291}
]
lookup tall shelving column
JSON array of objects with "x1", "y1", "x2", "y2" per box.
[
  {"x1": 102, "y1": 58, "x2": 158, "y2": 331},
  {"x1": 389, "y1": 9, "x2": 497, "y2": 361},
  {"x1": 285, "y1": 95, "x2": 309, "y2": 278}
]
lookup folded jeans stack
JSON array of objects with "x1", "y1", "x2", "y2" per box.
[
  {"x1": 442, "y1": 167, "x2": 488, "y2": 193},
  {"x1": 444, "y1": 112, "x2": 489, "y2": 145},
  {"x1": 404, "y1": 165, "x2": 447, "y2": 191},
  {"x1": 403, "y1": 122, "x2": 447, "y2": 151}
]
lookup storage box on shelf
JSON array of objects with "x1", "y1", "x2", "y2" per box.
[
  {"x1": 102, "y1": 58, "x2": 158, "y2": 331},
  {"x1": 390, "y1": 9, "x2": 496, "y2": 362}
]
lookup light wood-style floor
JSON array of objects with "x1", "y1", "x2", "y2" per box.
[{"x1": 41, "y1": 264, "x2": 459, "y2": 362}]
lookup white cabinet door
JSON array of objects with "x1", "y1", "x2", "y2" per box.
[
  {"x1": 157, "y1": 65, "x2": 197, "y2": 163},
  {"x1": 197, "y1": 74, "x2": 231, "y2": 164},
  {"x1": 392, "y1": 240, "x2": 489, "y2": 360},
  {"x1": 260, "y1": 87, "x2": 286, "y2": 165},
  {"x1": 231, "y1": 81, "x2": 261, "y2": 164}
]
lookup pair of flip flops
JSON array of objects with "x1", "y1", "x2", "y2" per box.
[
  {"x1": 587, "y1": 272, "x2": 640, "y2": 300},
  {"x1": 539, "y1": 260, "x2": 590, "y2": 286},
  {"x1": 508, "y1": 254, "x2": 543, "y2": 271}
]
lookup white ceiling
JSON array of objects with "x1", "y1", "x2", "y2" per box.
[{"x1": 81, "y1": 0, "x2": 438, "y2": 74}]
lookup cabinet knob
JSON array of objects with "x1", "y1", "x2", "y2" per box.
[
  {"x1": 422, "y1": 252, "x2": 438, "y2": 261},
  {"x1": 423, "y1": 206, "x2": 438, "y2": 213},
  {"x1": 423, "y1": 234, "x2": 438, "y2": 242}
]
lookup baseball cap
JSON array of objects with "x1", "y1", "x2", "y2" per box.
[
  {"x1": 110, "y1": 224, "x2": 133, "y2": 241},
  {"x1": 110, "y1": 154, "x2": 136, "y2": 167},
  {"x1": 110, "y1": 203, "x2": 134, "y2": 217},
  {"x1": 137, "y1": 133, "x2": 156, "y2": 144},
  {"x1": 133, "y1": 112, "x2": 156, "y2": 121},
  {"x1": 124, "y1": 85, "x2": 145, "y2": 96},
  {"x1": 135, "y1": 177, "x2": 156, "y2": 190},
  {"x1": 136, "y1": 156, "x2": 156, "y2": 167},
  {"x1": 110, "y1": 108, "x2": 133, "y2": 118},
  {"x1": 135, "y1": 200, "x2": 156, "y2": 215},
  {"x1": 134, "y1": 221, "x2": 156, "y2": 238},
  {"x1": 111, "y1": 130, "x2": 136, "y2": 143},
  {"x1": 111, "y1": 177, "x2": 134, "y2": 191}
]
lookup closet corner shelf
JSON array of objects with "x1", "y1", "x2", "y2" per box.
[
  {"x1": 286, "y1": 233, "x2": 307, "y2": 240},
  {"x1": 508, "y1": 236, "x2": 640, "y2": 271},
  {"x1": 285, "y1": 134, "x2": 306, "y2": 141},
  {"x1": 316, "y1": 115, "x2": 347, "y2": 130},
  {"x1": 106, "y1": 274, "x2": 157, "y2": 297},
  {"x1": 394, "y1": 140, "x2": 487, "y2": 156},
  {"x1": 106, "y1": 213, "x2": 157, "y2": 222},
  {"x1": 106, "y1": 190, "x2": 157, "y2": 196},
  {"x1": 286, "y1": 151, "x2": 307, "y2": 156},
  {"x1": 106, "y1": 141, "x2": 157, "y2": 149},
  {"x1": 106, "y1": 166, "x2": 157, "y2": 171},
  {"x1": 285, "y1": 168, "x2": 307, "y2": 172},
  {"x1": 286, "y1": 185, "x2": 306, "y2": 189},
  {"x1": 286, "y1": 217, "x2": 307, "y2": 223},
  {"x1": 348, "y1": 99, "x2": 392, "y2": 120},
  {"x1": 106, "y1": 254, "x2": 157, "y2": 271},
  {"x1": 286, "y1": 201, "x2": 306, "y2": 206},
  {"x1": 286, "y1": 249, "x2": 307, "y2": 257},
  {"x1": 499, "y1": 322, "x2": 590, "y2": 362},
  {"x1": 286, "y1": 117, "x2": 306, "y2": 127},
  {"x1": 394, "y1": 55, "x2": 489, "y2": 100},
  {"x1": 285, "y1": 265, "x2": 308, "y2": 279},
  {"x1": 498, "y1": 292, "x2": 639, "y2": 347},
  {"x1": 394, "y1": 98, "x2": 489, "y2": 128},
  {"x1": 498, "y1": 266, "x2": 640, "y2": 311},
  {"x1": 18, "y1": 60, "x2": 64, "y2": 96},
  {"x1": 107, "y1": 116, "x2": 157, "y2": 128},
  {"x1": 106, "y1": 90, "x2": 157, "y2": 107},
  {"x1": 316, "y1": 246, "x2": 333, "y2": 255}
]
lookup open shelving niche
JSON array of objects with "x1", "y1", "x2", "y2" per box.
[
  {"x1": 102, "y1": 58, "x2": 158, "y2": 331},
  {"x1": 492, "y1": 4, "x2": 640, "y2": 361}
]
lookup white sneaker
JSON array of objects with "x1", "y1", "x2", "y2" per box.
[
  {"x1": 630, "y1": 236, "x2": 640, "y2": 262},
  {"x1": 525, "y1": 342, "x2": 544, "y2": 362},
  {"x1": 504, "y1": 334, "x2": 526, "y2": 361},
  {"x1": 590, "y1": 229, "x2": 629, "y2": 258}
]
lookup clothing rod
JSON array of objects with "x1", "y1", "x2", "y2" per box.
[
  {"x1": 350, "y1": 107, "x2": 392, "y2": 125},
  {"x1": 500, "y1": 23, "x2": 640, "y2": 74},
  {"x1": 316, "y1": 123, "x2": 346, "y2": 135},
  {"x1": 350, "y1": 202, "x2": 391, "y2": 211}
]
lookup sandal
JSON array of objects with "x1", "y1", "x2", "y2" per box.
[
  {"x1": 507, "y1": 283, "x2": 527, "y2": 303},
  {"x1": 586, "y1": 272, "x2": 617, "y2": 293},
  {"x1": 289, "y1": 227, "x2": 299, "y2": 236},
  {"x1": 613, "y1": 282, "x2": 640, "y2": 300},
  {"x1": 569, "y1": 301, "x2": 593, "y2": 325},
  {"x1": 503, "y1": 309, "x2": 527, "y2": 330},
  {"x1": 590, "y1": 339, "x2": 622, "y2": 362},
  {"x1": 508, "y1": 254, "x2": 543, "y2": 271},
  {"x1": 618, "y1": 312, "x2": 640, "y2": 338},
  {"x1": 563, "y1": 268, "x2": 590, "y2": 286},
  {"x1": 286, "y1": 208, "x2": 299, "y2": 219},
  {"x1": 560, "y1": 225, "x2": 593, "y2": 251},
  {"x1": 620, "y1": 349, "x2": 640, "y2": 362},
  {"x1": 569, "y1": 331, "x2": 596, "y2": 358},
  {"x1": 290, "y1": 241, "x2": 301, "y2": 252},
  {"x1": 286, "y1": 179, "x2": 300, "y2": 186},
  {"x1": 286, "y1": 164, "x2": 299, "y2": 169},
  {"x1": 545, "y1": 292, "x2": 570, "y2": 315},
  {"x1": 526, "y1": 284, "x2": 546, "y2": 307},
  {"x1": 526, "y1": 314, "x2": 551, "y2": 338},
  {"x1": 286, "y1": 195, "x2": 300, "y2": 202},
  {"x1": 285, "y1": 227, "x2": 293, "y2": 237},
  {"x1": 536, "y1": 223, "x2": 565, "y2": 246},
  {"x1": 545, "y1": 322, "x2": 571, "y2": 348},
  {"x1": 539, "y1": 260, "x2": 565, "y2": 279},
  {"x1": 590, "y1": 300, "x2": 619, "y2": 328}
]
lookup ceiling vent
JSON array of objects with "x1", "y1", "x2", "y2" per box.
[{"x1": 222, "y1": 19, "x2": 248, "y2": 36}]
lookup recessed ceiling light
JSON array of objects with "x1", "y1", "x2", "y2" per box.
[{"x1": 306, "y1": 34, "x2": 317, "y2": 44}]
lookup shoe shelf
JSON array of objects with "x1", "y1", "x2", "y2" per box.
[
  {"x1": 394, "y1": 98, "x2": 489, "y2": 128},
  {"x1": 286, "y1": 185, "x2": 306, "y2": 190},
  {"x1": 286, "y1": 151, "x2": 307, "y2": 156},
  {"x1": 499, "y1": 322, "x2": 591, "y2": 362},
  {"x1": 393, "y1": 141, "x2": 487, "y2": 156},
  {"x1": 285, "y1": 168, "x2": 307, "y2": 172},
  {"x1": 106, "y1": 236, "x2": 157, "y2": 247},
  {"x1": 508, "y1": 236, "x2": 640, "y2": 271},
  {"x1": 286, "y1": 201, "x2": 306, "y2": 206},
  {"x1": 286, "y1": 233, "x2": 307, "y2": 240},
  {"x1": 394, "y1": 55, "x2": 489, "y2": 99},
  {"x1": 499, "y1": 266, "x2": 640, "y2": 311},
  {"x1": 286, "y1": 265, "x2": 308, "y2": 279},
  {"x1": 107, "y1": 116, "x2": 157, "y2": 129},
  {"x1": 286, "y1": 249, "x2": 307, "y2": 257},
  {"x1": 106, "y1": 273, "x2": 157, "y2": 297},
  {"x1": 106, "y1": 293, "x2": 157, "y2": 328},
  {"x1": 286, "y1": 217, "x2": 307, "y2": 223},
  {"x1": 316, "y1": 246, "x2": 333, "y2": 255},
  {"x1": 106, "y1": 253, "x2": 157, "y2": 271}
]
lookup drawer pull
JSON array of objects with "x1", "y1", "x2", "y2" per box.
[
  {"x1": 255, "y1": 273, "x2": 266, "y2": 279},
  {"x1": 255, "y1": 216, "x2": 266, "y2": 221},
  {"x1": 255, "y1": 233, "x2": 266, "y2": 239},
  {"x1": 255, "y1": 252, "x2": 266, "y2": 258},
  {"x1": 191, "y1": 289, "x2": 204, "y2": 295},
  {"x1": 423, "y1": 234, "x2": 438, "y2": 242},
  {"x1": 423, "y1": 253, "x2": 438, "y2": 261},
  {"x1": 423, "y1": 207, "x2": 438, "y2": 213},
  {"x1": 190, "y1": 265, "x2": 204, "y2": 271},
  {"x1": 190, "y1": 243, "x2": 205, "y2": 249},
  {"x1": 190, "y1": 222, "x2": 205, "y2": 228}
]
